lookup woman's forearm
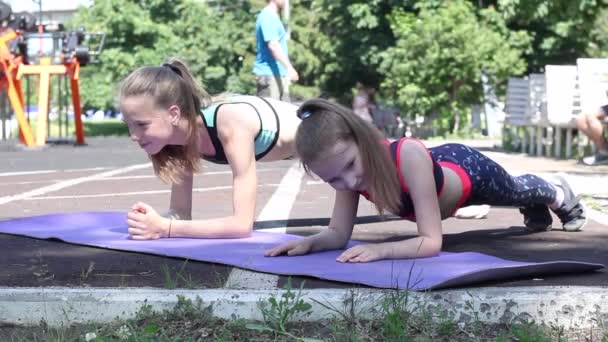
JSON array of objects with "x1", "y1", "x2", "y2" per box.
[
  {"x1": 169, "y1": 215, "x2": 253, "y2": 239},
  {"x1": 164, "y1": 208, "x2": 191, "y2": 220}
]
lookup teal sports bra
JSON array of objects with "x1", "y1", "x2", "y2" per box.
[{"x1": 200, "y1": 95, "x2": 280, "y2": 164}]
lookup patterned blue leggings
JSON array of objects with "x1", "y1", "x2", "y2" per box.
[{"x1": 429, "y1": 144, "x2": 556, "y2": 207}]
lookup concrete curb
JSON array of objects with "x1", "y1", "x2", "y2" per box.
[{"x1": 1, "y1": 286, "x2": 608, "y2": 329}]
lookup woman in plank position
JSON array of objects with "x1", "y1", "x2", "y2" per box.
[{"x1": 119, "y1": 58, "x2": 301, "y2": 239}]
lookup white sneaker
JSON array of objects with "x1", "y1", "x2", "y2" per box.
[{"x1": 454, "y1": 205, "x2": 490, "y2": 219}]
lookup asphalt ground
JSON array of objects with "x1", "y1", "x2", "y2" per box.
[{"x1": 0, "y1": 137, "x2": 607, "y2": 291}]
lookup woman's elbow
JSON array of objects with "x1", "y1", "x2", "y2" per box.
[{"x1": 230, "y1": 219, "x2": 253, "y2": 238}]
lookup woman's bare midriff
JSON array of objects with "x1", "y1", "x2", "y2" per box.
[{"x1": 259, "y1": 99, "x2": 301, "y2": 162}]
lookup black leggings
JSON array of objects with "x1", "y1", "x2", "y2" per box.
[{"x1": 430, "y1": 144, "x2": 557, "y2": 207}]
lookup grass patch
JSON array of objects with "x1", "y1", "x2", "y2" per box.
[
  {"x1": 247, "y1": 278, "x2": 317, "y2": 340},
  {"x1": 14, "y1": 118, "x2": 129, "y2": 139},
  {"x1": 83, "y1": 119, "x2": 129, "y2": 137},
  {"x1": 160, "y1": 260, "x2": 203, "y2": 290},
  {"x1": 2, "y1": 290, "x2": 608, "y2": 341},
  {"x1": 582, "y1": 194, "x2": 608, "y2": 214}
]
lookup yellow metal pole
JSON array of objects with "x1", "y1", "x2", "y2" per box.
[{"x1": 17, "y1": 59, "x2": 68, "y2": 146}]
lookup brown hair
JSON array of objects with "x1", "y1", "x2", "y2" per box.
[
  {"x1": 296, "y1": 98, "x2": 401, "y2": 215},
  {"x1": 118, "y1": 58, "x2": 210, "y2": 184}
]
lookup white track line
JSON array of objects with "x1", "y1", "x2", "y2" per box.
[
  {"x1": 0, "y1": 167, "x2": 111, "y2": 177},
  {"x1": 224, "y1": 162, "x2": 305, "y2": 289},
  {"x1": 0, "y1": 175, "x2": 158, "y2": 186},
  {"x1": 0, "y1": 163, "x2": 151, "y2": 205},
  {"x1": 101, "y1": 168, "x2": 284, "y2": 181},
  {"x1": 0, "y1": 169, "x2": 285, "y2": 186},
  {"x1": 0, "y1": 172, "x2": 236, "y2": 186},
  {"x1": 64, "y1": 167, "x2": 111, "y2": 173},
  {"x1": 0, "y1": 167, "x2": 286, "y2": 185},
  {"x1": 25, "y1": 184, "x2": 281, "y2": 200},
  {"x1": 0, "y1": 170, "x2": 57, "y2": 177}
]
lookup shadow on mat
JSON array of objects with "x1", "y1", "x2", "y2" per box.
[{"x1": 254, "y1": 214, "x2": 404, "y2": 230}]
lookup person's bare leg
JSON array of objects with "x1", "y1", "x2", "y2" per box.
[
  {"x1": 576, "y1": 112, "x2": 590, "y2": 136},
  {"x1": 578, "y1": 107, "x2": 608, "y2": 165},
  {"x1": 585, "y1": 112, "x2": 608, "y2": 152}
]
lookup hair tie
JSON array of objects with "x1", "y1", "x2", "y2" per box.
[
  {"x1": 162, "y1": 63, "x2": 182, "y2": 77},
  {"x1": 298, "y1": 110, "x2": 313, "y2": 119}
]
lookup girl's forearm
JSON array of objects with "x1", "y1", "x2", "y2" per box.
[
  {"x1": 169, "y1": 216, "x2": 253, "y2": 239},
  {"x1": 309, "y1": 227, "x2": 352, "y2": 252},
  {"x1": 381, "y1": 236, "x2": 442, "y2": 259}
]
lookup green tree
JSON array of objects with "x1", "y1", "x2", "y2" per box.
[
  {"x1": 283, "y1": 0, "x2": 333, "y2": 99},
  {"x1": 378, "y1": 1, "x2": 529, "y2": 133},
  {"x1": 73, "y1": 0, "x2": 257, "y2": 110},
  {"x1": 73, "y1": 0, "x2": 180, "y2": 110},
  {"x1": 496, "y1": 0, "x2": 608, "y2": 72},
  {"x1": 310, "y1": 0, "x2": 411, "y2": 101},
  {"x1": 171, "y1": 0, "x2": 256, "y2": 95},
  {"x1": 587, "y1": 6, "x2": 608, "y2": 57},
  {"x1": 70, "y1": 0, "x2": 605, "y2": 119},
  {"x1": 302, "y1": 0, "x2": 512, "y2": 101}
]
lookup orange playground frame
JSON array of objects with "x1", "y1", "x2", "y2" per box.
[{"x1": 0, "y1": 30, "x2": 85, "y2": 147}]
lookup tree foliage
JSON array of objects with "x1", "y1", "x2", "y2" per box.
[
  {"x1": 496, "y1": 0, "x2": 608, "y2": 72},
  {"x1": 378, "y1": 1, "x2": 529, "y2": 132},
  {"x1": 69, "y1": 0, "x2": 608, "y2": 132},
  {"x1": 73, "y1": 0, "x2": 257, "y2": 109}
]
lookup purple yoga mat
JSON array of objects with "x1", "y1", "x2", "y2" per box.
[{"x1": 0, "y1": 211, "x2": 603, "y2": 290}]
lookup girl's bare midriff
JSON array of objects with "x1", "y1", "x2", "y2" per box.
[{"x1": 437, "y1": 165, "x2": 465, "y2": 219}]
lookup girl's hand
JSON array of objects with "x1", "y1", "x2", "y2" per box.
[
  {"x1": 265, "y1": 238, "x2": 313, "y2": 257},
  {"x1": 127, "y1": 202, "x2": 170, "y2": 240},
  {"x1": 337, "y1": 244, "x2": 386, "y2": 263}
]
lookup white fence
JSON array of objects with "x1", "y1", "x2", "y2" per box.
[{"x1": 504, "y1": 58, "x2": 608, "y2": 159}]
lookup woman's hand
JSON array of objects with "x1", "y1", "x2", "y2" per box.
[
  {"x1": 127, "y1": 202, "x2": 170, "y2": 240},
  {"x1": 336, "y1": 244, "x2": 386, "y2": 263},
  {"x1": 265, "y1": 238, "x2": 313, "y2": 257}
]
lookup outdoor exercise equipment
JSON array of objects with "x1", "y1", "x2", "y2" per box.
[{"x1": 0, "y1": 0, "x2": 104, "y2": 147}]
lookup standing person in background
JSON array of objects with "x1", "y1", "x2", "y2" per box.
[
  {"x1": 352, "y1": 82, "x2": 375, "y2": 125},
  {"x1": 253, "y1": 0, "x2": 299, "y2": 102},
  {"x1": 372, "y1": 103, "x2": 399, "y2": 137}
]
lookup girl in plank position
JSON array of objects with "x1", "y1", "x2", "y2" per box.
[
  {"x1": 119, "y1": 58, "x2": 301, "y2": 239},
  {"x1": 265, "y1": 98, "x2": 586, "y2": 262}
]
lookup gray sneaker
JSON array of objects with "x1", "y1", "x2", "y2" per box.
[
  {"x1": 550, "y1": 175, "x2": 587, "y2": 231},
  {"x1": 582, "y1": 152, "x2": 608, "y2": 166}
]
